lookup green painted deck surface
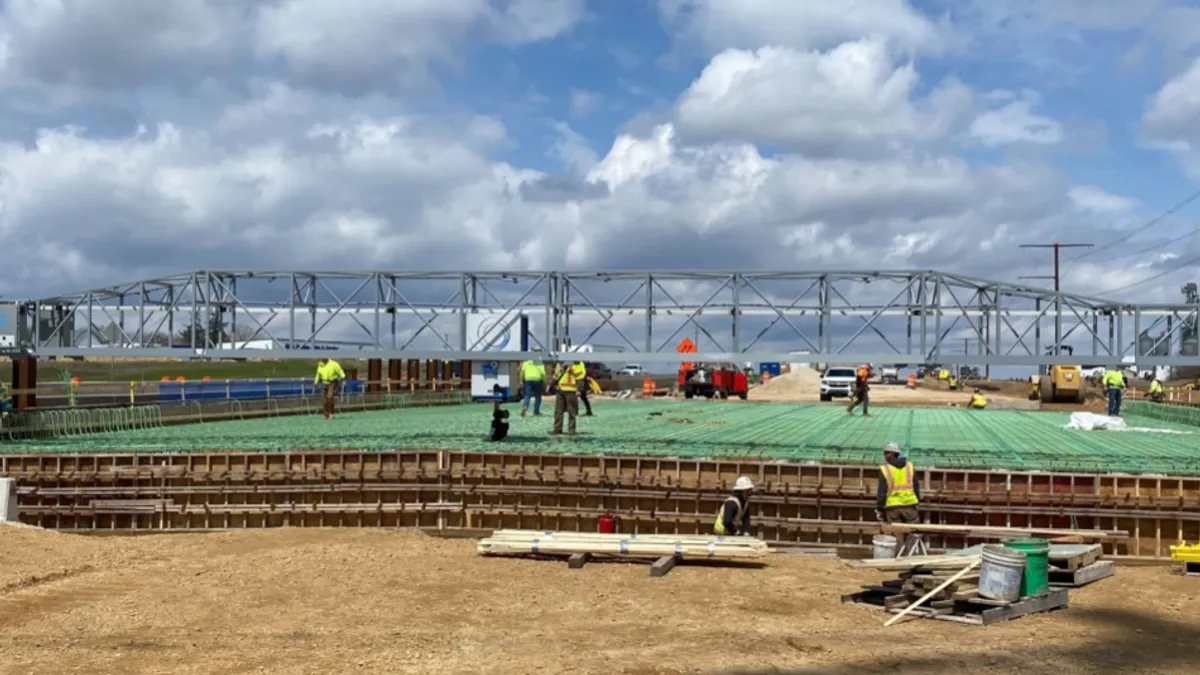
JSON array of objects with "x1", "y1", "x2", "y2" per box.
[{"x1": 4, "y1": 400, "x2": 1198, "y2": 475}]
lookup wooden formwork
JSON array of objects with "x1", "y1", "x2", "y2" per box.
[{"x1": 1, "y1": 450, "x2": 1198, "y2": 559}]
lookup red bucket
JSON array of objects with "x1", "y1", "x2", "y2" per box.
[{"x1": 598, "y1": 514, "x2": 616, "y2": 534}]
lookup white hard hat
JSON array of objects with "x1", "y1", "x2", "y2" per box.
[
  {"x1": 734, "y1": 476, "x2": 754, "y2": 491},
  {"x1": 884, "y1": 442, "x2": 901, "y2": 454}
]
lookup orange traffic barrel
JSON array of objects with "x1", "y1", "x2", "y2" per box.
[
  {"x1": 160, "y1": 376, "x2": 171, "y2": 382},
  {"x1": 907, "y1": 373, "x2": 917, "y2": 389},
  {"x1": 642, "y1": 378, "x2": 655, "y2": 396},
  {"x1": 175, "y1": 376, "x2": 186, "y2": 383},
  {"x1": 202, "y1": 376, "x2": 212, "y2": 382}
]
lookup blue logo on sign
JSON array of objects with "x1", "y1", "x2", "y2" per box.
[
  {"x1": 0, "y1": 313, "x2": 7, "y2": 329},
  {"x1": 477, "y1": 318, "x2": 510, "y2": 350}
]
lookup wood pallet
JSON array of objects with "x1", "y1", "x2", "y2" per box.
[
  {"x1": 846, "y1": 564, "x2": 1069, "y2": 626},
  {"x1": 846, "y1": 587, "x2": 1069, "y2": 626},
  {"x1": 1049, "y1": 560, "x2": 1114, "y2": 587},
  {"x1": 1049, "y1": 544, "x2": 1103, "y2": 571}
]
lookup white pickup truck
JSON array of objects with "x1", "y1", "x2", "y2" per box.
[{"x1": 819, "y1": 366, "x2": 858, "y2": 401}]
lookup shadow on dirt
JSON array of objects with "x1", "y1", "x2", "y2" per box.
[{"x1": 714, "y1": 605, "x2": 1194, "y2": 674}]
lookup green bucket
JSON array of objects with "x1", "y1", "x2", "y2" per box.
[{"x1": 1003, "y1": 537, "x2": 1050, "y2": 597}]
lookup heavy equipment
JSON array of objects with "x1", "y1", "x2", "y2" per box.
[{"x1": 1032, "y1": 365, "x2": 1086, "y2": 404}]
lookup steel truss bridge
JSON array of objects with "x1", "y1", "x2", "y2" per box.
[{"x1": 2, "y1": 270, "x2": 1198, "y2": 367}]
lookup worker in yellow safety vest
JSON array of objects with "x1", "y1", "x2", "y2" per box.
[
  {"x1": 0, "y1": 381, "x2": 10, "y2": 419},
  {"x1": 519, "y1": 353, "x2": 547, "y2": 417},
  {"x1": 1149, "y1": 375, "x2": 1165, "y2": 403},
  {"x1": 875, "y1": 442, "x2": 920, "y2": 524},
  {"x1": 713, "y1": 476, "x2": 754, "y2": 535},
  {"x1": 551, "y1": 361, "x2": 587, "y2": 435},
  {"x1": 314, "y1": 358, "x2": 346, "y2": 420},
  {"x1": 969, "y1": 387, "x2": 987, "y2": 409},
  {"x1": 1102, "y1": 368, "x2": 1126, "y2": 417}
]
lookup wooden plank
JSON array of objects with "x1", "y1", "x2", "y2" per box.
[
  {"x1": 882, "y1": 523, "x2": 1127, "y2": 542},
  {"x1": 650, "y1": 555, "x2": 679, "y2": 578},
  {"x1": 568, "y1": 553, "x2": 590, "y2": 569},
  {"x1": 1048, "y1": 544, "x2": 1102, "y2": 571},
  {"x1": 978, "y1": 589, "x2": 1068, "y2": 626},
  {"x1": 844, "y1": 554, "x2": 980, "y2": 571},
  {"x1": 1050, "y1": 560, "x2": 1114, "y2": 587}
]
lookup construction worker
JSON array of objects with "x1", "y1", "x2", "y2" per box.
[
  {"x1": 876, "y1": 442, "x2": 919, "y2": 524},
  {"x1": 519, "y1": 352, "x2": 546, "y2": 417},
  {"x1": 1149, "y1": 375, "x2": 1165, "y2": 403},
  {"x1": 1102, "y1": 367, "x2": 1126, "y2": 416},
  {"x1": 713, "y1": 476, "x2": 754, "y2": 535},
  {"x1": 551, "y1": 360, "x2": 586, "y2": 435},
  {"x1": 313, "y1": 357, "x2": 346, "y2": 420},
  {"x1": 578, "y1": 363, "x2": 594, "y2": 417},
  {"x1": 0, "y1": 380, "x2": 10, "y2": 420},
  {"x1": 847, "y1": 363, "x2": 870, "y2": 416},
  {"x1": 969, "y1": 387, "x2": 987, "y2": 409}
]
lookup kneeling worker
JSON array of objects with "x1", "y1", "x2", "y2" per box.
[
  {"x1": 876, "y1": 442, "x2": 919, "y2": 524},
  {"x1": 1149, "y1": 375, "x2": 1165, "y2": 403},
  {"x1": 714, "y1": 476, "x2": 754, "y2": 535},
  {"x1": 969, "y1": 387, "x2": 987, "y2": 409}
]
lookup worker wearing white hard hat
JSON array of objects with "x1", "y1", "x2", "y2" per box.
[{"x1": 713, "y1": 476, "x2": 754, "y2": 536}]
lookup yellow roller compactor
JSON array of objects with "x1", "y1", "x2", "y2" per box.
[{"x1": 1033, "y1": 365, "x2": 1086, "y2": 404}]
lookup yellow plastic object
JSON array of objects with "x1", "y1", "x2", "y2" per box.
[
  {"x1": 1169, "y1": 542, "x2": 1200, "y2": 562},
  {"x1": 589, "y1": 379, "x2": 602, "y2": 394}
]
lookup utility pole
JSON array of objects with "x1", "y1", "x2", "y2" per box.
[{"x1": 1019, "y1": 242, "x2": 1093, "y2": 361}]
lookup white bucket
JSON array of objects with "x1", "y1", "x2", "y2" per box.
[
  {"x1": 978, "y1": 544, "x2": 1026, "y2": 601},
  {"x1": 872, "y1": 534, "x2": 898, "y2": 559}
]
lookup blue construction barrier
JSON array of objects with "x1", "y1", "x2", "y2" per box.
[{"x1": 157, "y1": 378, "x2": 364, "y2": 403}]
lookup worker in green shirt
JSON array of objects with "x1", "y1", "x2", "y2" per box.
[
  {"x1": 1102, "y1": 368, "x2": 1126, "y2": 416},
  {"x1": 519, "y1": 354, "x2": 546, "y2": 417},
  {"x1": 1148, "y1": 375, "x2": 1165, "y2": 403},
  {"x1": 314, "y1": 358, "x2": 346, "y2": 420}
]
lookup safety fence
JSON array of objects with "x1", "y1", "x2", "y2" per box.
[
  {"x1": 1123, "y1": 400, "x2": 1200, "y2": 428},
  {"x1": 1, "y1": 390, "x2": 473, "y2": 442}
]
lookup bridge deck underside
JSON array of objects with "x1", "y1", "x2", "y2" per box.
[{"x1": 3, "y1": 450, "x2": 1197, "y2": 559}]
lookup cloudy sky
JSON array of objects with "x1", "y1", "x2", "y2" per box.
[{"x1": 2, "y1": 0, "x2": 1200, "y2": 313}]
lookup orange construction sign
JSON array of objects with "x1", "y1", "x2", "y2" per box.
[{"x1": 678, "y1": 338, "x2": 697, "y2": 370}]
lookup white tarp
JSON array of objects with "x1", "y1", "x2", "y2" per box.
[
  {"x1": 1066, "y1": 412, "x2": 1127, "y2": 431},
  {"x1": 1065, "y1": 412, "x2": 1193, "y2": 435}
]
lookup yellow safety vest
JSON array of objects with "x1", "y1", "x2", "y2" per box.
[
  {"x1": 1103, "y1": 370, "x2": 1125, "y2": 388},
  {"x1": 881, "y1": 463, "x2": 919, "y2": 508},
  {"x1": 558, "y1": 363, "x2": 586, "y2": 392},
  {"x1": 712, "y1": 496, "x2": 744, "y2": 535},
  {"x1": 314, "y1": 360, "x2": 345, "y2": 384},
  {"x1": 970, "y1": 394, "x2": 987, "y2": 408},
  {"x1": 1150, "y1": 380, "x2": 1164, "y2": 394},
  {"x1": 520, "y1": 360, "x2": 545, "y2": 382}
]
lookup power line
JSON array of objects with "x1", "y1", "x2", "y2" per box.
[
  {"x1": 1102, "y1": 253, "x2": 1200, "y2": 296},
  {"x1": 1071, "y1": 186, "x2": 1200, "y2": 262}
]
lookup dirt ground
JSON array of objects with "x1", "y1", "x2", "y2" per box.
[
  {"x1": 749, "y1": 369, "x2": 1036, "y2": 406},
  {"x1": 0, "y1": 526, "x2": 1194, "y2": 675}
]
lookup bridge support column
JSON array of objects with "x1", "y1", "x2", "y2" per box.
[{"x1": 11, "y1": 354, "x2": 36, "y2": 410}]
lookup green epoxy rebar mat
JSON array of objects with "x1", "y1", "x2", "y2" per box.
[{"x1": 4, "y1": 401, "x2": 1199, "y2": 475}]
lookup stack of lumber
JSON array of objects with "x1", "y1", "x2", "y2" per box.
[
  {"x1": 843, "y1": 553, "x2": 1070, "y2": 626},
  {"x1": 477, "y1": 529, "x2": 768, "y2": 561}
]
